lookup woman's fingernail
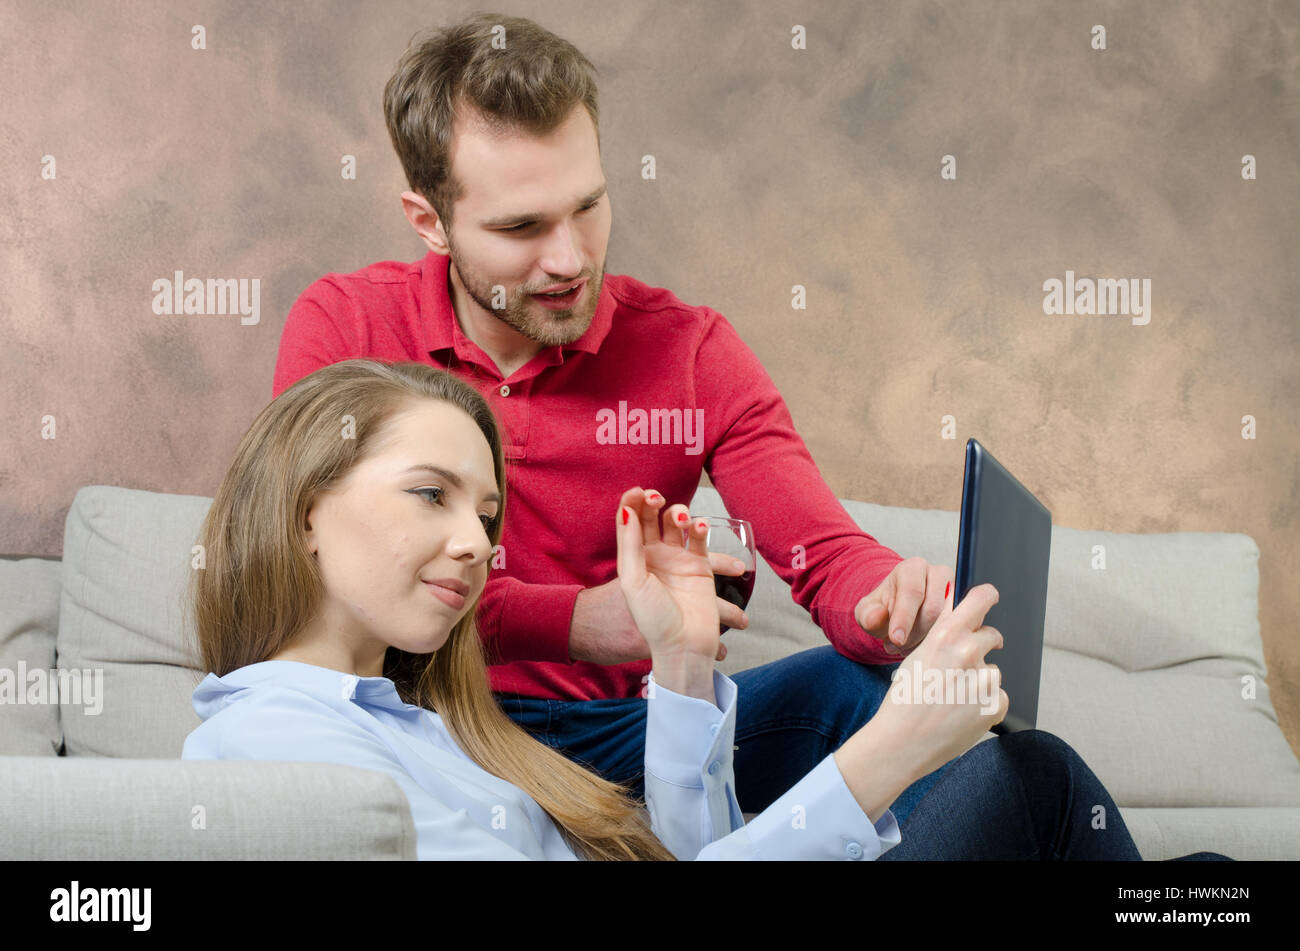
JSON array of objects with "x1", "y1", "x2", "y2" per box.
[
  {"x1": 647, "y1": 491, "x2": 661, "y2": 501},
  {"x1": 621, "y1": 507, "x2": 630, "y2": 525},
  {"x1": 944, "y1": 581, "x2": 951, "y2": 600},
  {"x1": 676, "y1": 512, "x2": 688, "y2": 523}
]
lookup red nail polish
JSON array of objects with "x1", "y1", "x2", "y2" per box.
[
  {"x1": 621, "y1": 507, "x2": 630, "y2": 525},
  {"x1": 647, "y1": 491, "x2": 661, "y2": 501},
  {"x1": 677, "y1": 512, "x2": 688, "y2": 523},
  {"x1": 944, "y1": 581, "x2": 951, "y2": 600}
]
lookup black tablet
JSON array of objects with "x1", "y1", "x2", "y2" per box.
[{"x1": 954, "y1": 438, "x2": 1052, "y2": 734}]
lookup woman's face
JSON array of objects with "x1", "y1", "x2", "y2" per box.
[{"x1": 300, "y1": 399, "x2": 500, "y2": 674}]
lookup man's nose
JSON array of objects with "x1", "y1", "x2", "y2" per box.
[{"x1": 538, "y1": 220, "x2": 582, "y2": 277}]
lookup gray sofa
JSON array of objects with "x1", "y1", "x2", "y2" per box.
[{"x1": 2, "y1": 484, "x2": 1298, "y2": 859}]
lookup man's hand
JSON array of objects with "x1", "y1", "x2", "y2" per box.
[
  {"x1": 853, "y1": 556, "x2": 955, "y2": 657},
  {"x1": 568, "y1": 513, "x2": 750, "y2": 665},
  {"x1": 568, "y1": 577, "x2": 655, "y2": 665}
]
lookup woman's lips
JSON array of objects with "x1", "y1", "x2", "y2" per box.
[{"x1": 423, "y1": 581, "x2": 467, "y2": 610}]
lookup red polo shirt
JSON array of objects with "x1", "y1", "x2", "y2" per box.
[{"x1": 273, "y1": 251, "x2": 903, "y2": 700}]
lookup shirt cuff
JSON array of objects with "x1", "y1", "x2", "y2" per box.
[
  {"x1": 643, "y1": 669, "x2": 742, "y2": 857},
  {"x1": 490, "y1": 581, "x2": 584, "y2": 665},
  {"x1": 644, "y1": 669, "x2": 737, "y2": 786}
]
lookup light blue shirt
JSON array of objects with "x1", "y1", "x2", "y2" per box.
[{"x1": 182, "y1": 660, "x2": 900, "y2": 860}]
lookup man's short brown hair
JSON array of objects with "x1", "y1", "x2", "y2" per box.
[{"x1": 383, "y1": 12, "x2": 601, "y2": 233}]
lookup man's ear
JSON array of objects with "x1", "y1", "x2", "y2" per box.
[{"x1": 401, "y1": 190, "x2": 451, "y2": 255}]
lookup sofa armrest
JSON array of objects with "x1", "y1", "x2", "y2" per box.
[{"x1": 0, "y1": 757, "x2": 417, "y2": 859}]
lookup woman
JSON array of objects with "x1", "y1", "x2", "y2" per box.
[{"x1": 182, "y1": 359, "x2": 1226, "y2": 860}]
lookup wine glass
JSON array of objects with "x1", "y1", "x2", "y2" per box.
[{"x1": 686, "y1": 516, "x2": 756, "y2": 634}]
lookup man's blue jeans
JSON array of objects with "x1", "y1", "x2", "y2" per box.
[{"x1": 495, "y1": 645, "x2": 948, "y2": 822}]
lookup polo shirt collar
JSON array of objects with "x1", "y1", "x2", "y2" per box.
[{"x1": 420, "y1": 251, "x2": 614, "y2": 365}]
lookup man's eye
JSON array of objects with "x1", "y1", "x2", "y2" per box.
[{"x1": 500, "y1": 201, "x2": 599, "y2": 234}]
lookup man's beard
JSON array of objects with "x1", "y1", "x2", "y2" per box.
[{"x1": 449, "y1": 239, "x2": 605, "y2": 348}]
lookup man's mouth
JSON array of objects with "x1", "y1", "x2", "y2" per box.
[{"x1": 530, "y1": 279, "x2": 585, "y2": 307}]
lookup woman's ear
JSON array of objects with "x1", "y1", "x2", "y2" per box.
[{"x1": 303, "y1": 504, "x2": 318, "y2": 557}]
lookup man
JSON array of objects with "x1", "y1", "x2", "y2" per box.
[{"x1": 274, "y1": 13, "x2": 956, "y2": 817}]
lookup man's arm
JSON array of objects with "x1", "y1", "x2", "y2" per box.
[
  {"x1": 474, "y1": 577, "x2": 583, "y2": 665},
  {"x1": 692, "y1": 308, "x2": 904, "y2": 664}
]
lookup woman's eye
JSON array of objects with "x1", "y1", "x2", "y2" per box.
[
  {"x1": 414, "y1": 488, "x2": 494, "y2": 531},
  {"x1": 412, "y1": 487, "x2": 444, "y2": 505}
]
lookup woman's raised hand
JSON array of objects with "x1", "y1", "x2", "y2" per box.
[{"x1": 614, "y1": 487, "x2": 721, "y2": 664}]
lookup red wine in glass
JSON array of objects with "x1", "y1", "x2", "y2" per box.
[
  {"x1": 714, "y1": 571, "x2": 755, "y2": 629},
  {"x1": 691, "y1": 517, "x2": 756, "y2": 634}
]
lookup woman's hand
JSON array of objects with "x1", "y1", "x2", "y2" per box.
[
  {"x1": 834, "y1": 583, "x2": 1008, "y2": 822},
  {"x1": 874, "y1": 583, "x2": 1008, "y2": 768},
  {"x1": 614, "y1": 487, "x2": 721, "y2": 676}
]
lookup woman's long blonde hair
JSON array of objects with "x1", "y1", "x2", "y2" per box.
[{"x1": 189, "y1": 359, "x2": 674, "y2": 860}]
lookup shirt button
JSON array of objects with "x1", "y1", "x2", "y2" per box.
[
  {"x1": 499, "y1": 384, "x2": 511, "y2": 397},
  {"x1": 708, "y1": 724, "x2": 719, "y2": 735},
  {"x1": 707, "y1": 761, "x2": 721, "y2": 776},
  {"x1": 845, "y1": 841, "x2": 864, "y2": 860}
]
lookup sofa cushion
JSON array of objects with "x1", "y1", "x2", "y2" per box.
[
  {"x1": 0, "y1": 556, "x2": 64, "y2": 756},
  {"x1": 1038, "y1": 651, "x2": 1300, "y2": 809},
  {"x1": 1119, "y1": 806, "x2": 1300, "y2": 861},
  {"x1": 58, "y1": 486, "x2": 212, "y2": 757}
]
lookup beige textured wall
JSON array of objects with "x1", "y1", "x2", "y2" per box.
[{"x1": 2, "y1": 2, "x2": 1297, "y2": 753}]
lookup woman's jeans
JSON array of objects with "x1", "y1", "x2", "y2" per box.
[
  {"x1": 497, "y1": 645, "x2": 1230, "y2": 860},
  {"x1": 880, "y1": 729, "x2": 1227, "y2": 859}
]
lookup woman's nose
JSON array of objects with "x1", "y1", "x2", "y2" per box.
[{"x1": 446, "y1": 516, "x2": 493, "y2": 563}]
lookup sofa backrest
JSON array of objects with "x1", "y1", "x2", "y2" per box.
[
  {"x1": 56, "y1": 486, "x2": 213, "y2": 757},
  {"x1": 692, "y1": 485, "x2": 1266, "y2": 680},
  {"x1": 0, "y1": 482, "x2": 1270, "y2": 762}
]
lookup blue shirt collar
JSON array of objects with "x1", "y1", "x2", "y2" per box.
[{"x1": 193, "y1": 660, "x2": 421, "y2": 718}]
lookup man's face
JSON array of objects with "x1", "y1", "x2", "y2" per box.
[{"x1": 440, "y1": 105, "x2": 611, "y2": 347}]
